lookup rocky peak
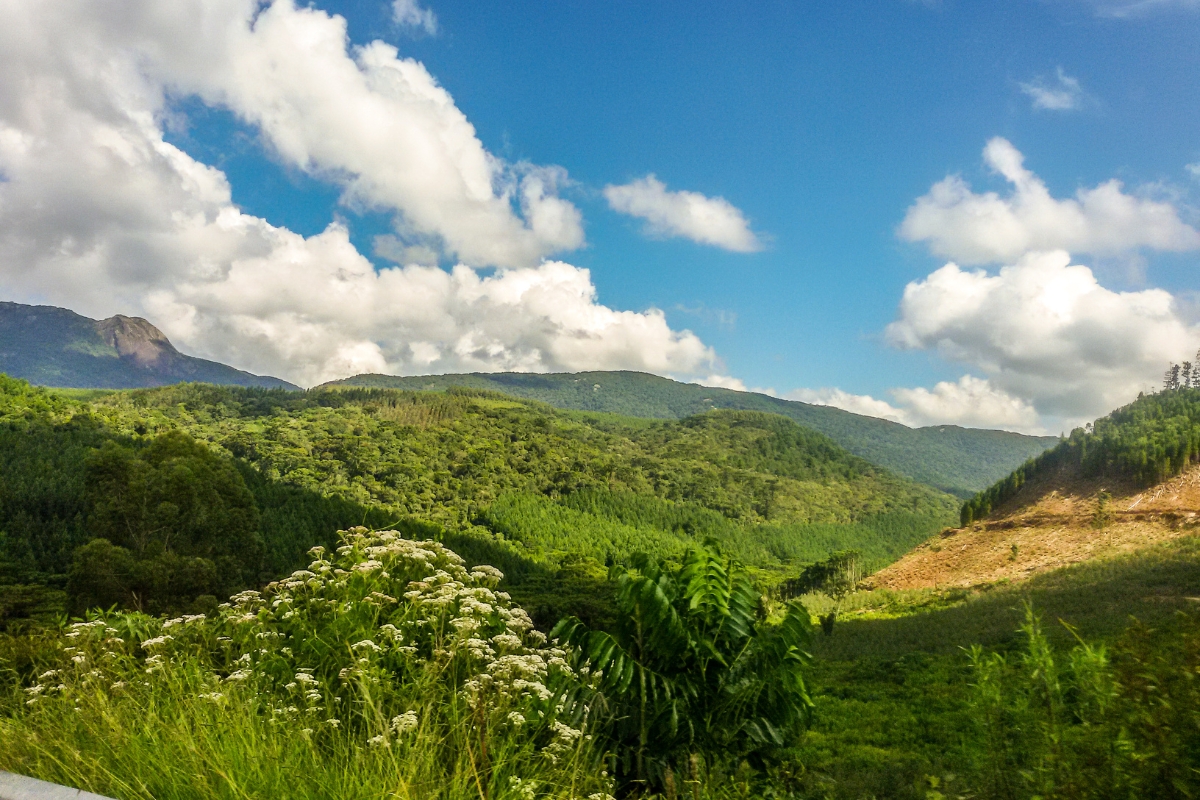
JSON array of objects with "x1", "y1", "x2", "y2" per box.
[{"x1": 94, "y1": 314, "x2": 180, "y2": 369}]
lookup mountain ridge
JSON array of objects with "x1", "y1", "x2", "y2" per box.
[
  {"x1": 0, "y1": 301, "x2": 297, "y2": 390},
  {"x1": 323, "y1": 370, "x2": 1058, "y2": 496}
]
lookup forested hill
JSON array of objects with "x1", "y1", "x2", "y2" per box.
[
  {"x1": 324, "y1": 370, "x2": 1057, "y2": 496},
  {"x1": 0, "y1": 301, "x2": 296, "y2": 390},
  {"x1": 961, "y1": 387, "x2": 1200, "y2": 524},
  {"x1": 0, "y1": 378, "x2": 956, "y2": 625}
]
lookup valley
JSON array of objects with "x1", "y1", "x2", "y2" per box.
[{"x1": 1, "y1": 374, "x2": 1198, "y2": 799}]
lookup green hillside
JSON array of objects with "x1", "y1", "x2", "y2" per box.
[
  {"x1": 0, "y1": 301, "x2": 296, "y2": 390},
  {"x1": 0, "y1": 377, "x2": 955, "y2": 627},
  {"x1": 961, "y1": 387, "x2": 1200, "y2": 524},
  {"x1": 324, "y1": 370, "x2": 1057, "y2": 496}
]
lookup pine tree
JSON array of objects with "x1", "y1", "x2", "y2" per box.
[{"x1": 1184, "y1": 362, "x2": 1193, "y2": 390}]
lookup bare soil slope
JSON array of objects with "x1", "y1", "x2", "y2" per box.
[{"x1": 868, "y1": 463, "x2": 1200, "y2": 590}]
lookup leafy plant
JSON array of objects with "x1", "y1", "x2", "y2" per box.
[{"x1": 552, "y1": 546, "x2": 815, "y2": 793}]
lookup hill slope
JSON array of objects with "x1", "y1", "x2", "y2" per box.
[
  {"x1": 0, "y1": 301, "x2": 296, "y2": 389},
  {"x1": 873, "y1": 387, "x2": 1200, "y2": 590},
  {"x1": 0, "y1": 379, "x2": 957, "y2": 624},
  {"x1": 324, "y1": 370, "x2": 1057, "y2": 496}
]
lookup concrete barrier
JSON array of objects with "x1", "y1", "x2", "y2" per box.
[{"x1": 0, "y1": 773, "x2": 115, "y2": 800}]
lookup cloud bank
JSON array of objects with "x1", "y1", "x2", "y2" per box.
[
  {"x1": 791, "y1": 377, "x2": 1042, "y2": 433},
  {"x1": 0, "y1": 0, "x2": 717, "y2": 386},
  {"x1": 604, "y1": 175, "x2": 762, "y2": 252},
  {"x1": 899, "y1": 138, "x2": 1200, "y2": 264},
  {"x1": 801, "y1": 249, "x2": 1199, "y2": 434}
]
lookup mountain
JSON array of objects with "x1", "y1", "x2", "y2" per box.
[
  {"x1": 323, "y1": 370, "x2": 1058, "y2": 496},
  {"x1": 0, "y1": 301, "x2": 297, "y2": 389}
]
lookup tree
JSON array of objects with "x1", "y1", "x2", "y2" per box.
[
  {"x1": 779, "y1": 550, "x2": 863, "y2": 635},
  {"x1": 75, "y1": 431, "x2": 263, "y2": 613},
  {"x1": 1184, "y1": 362, "x2": 1193, "y2": 390},
  {"x1": 552, "y1": 546, "x2": 814, "y2": 792}
]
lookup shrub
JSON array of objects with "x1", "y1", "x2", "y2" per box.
[{"x1": 554, "y1": 547, "x2": 815, "y2": 794}]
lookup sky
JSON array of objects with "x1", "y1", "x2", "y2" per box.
[{"x1": 1, "y1": 0, "x2": 1199, "y2": 435}]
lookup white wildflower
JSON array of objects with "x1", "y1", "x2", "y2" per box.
[{"x1": 392, "y1": 710, "x2": 419, "y2": 733}]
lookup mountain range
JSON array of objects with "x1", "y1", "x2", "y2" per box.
[
  {"x1": 0, "y1": 299, "x2": 1056, "y2": 495},
  {"x1": 324, "y1": 371, "x2": 1058, "y2": 496}
]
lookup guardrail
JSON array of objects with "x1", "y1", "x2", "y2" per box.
[{"x1": 0, "y1": 773, "x2": 115, "y2": 800}]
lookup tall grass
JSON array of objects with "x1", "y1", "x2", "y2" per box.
[{"x1": 0, "y1": 528, "x2": 614, "y2": 800}]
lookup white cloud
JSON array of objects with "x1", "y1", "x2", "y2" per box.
[
  {"x1": 884, "y1": 250, "x2": 1199, "y2": 426},
  {"x1": 694, "y1": 374, "x2": 750, "y2": 392},
  {"x1": 604, "y1": 175, "x2": 762, "y2": 252},
  {"x1": 1087, "y1": 0, "x2": 1200, "y2": 18},
  {"x1": 0, "y1": 0, "x2": 715, "y2": 386},
  {"x1": 788, "y1": 388, "x2": 912, "y2": 425},
  {"x1": 1187, "y1": 162, "x2": 1200, "y2": 181},
  {"x1": 94, "y1": 0, "x2": 580, "y2": 269},
  {"x1": 392, "y1": 0, "x2": 438, "y2": 35},
  {"x1": 788, "y1": 377, "x2": 1042, "y2": 433},
  {"x1": 899, "y1": 138, "x2": 1200, "y2": 264},
  {"x1": 1019, "y1": 67, "x2": 1085, "y2": 111},
  {"x1": 891, "y1": 376, "x2": 1042, "y2": 431}
]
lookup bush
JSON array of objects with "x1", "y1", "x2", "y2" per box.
[{"x1": 554, "y1": 547, "x2": 815, "y2": 793}]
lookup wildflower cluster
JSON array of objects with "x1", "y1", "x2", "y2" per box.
[{"x1": 13, "y1": 528, "x2": 613, "y2": 796}]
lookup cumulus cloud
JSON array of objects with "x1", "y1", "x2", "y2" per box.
[
  {"x1": 1019, "y1": 68, "x2": 1085, "y2": 111},
  {"x1": 148, "y1": 0, "x2": 584, "y2": 268},
  {"x1": 392, "y1": 0, "x2": 438, "y2": 35},
  {"x1": 899, "y1": 138, "x2": 1200, "y2": 264},
  {"x1": 604, "y1": 175, "x2": 762, "y2": 252},
  {"x1": 884, "y1": 250, "x2": 1199, "y2": 425},
  {"x1": 0, "y1": 0, "x2": 715, "y2": 386},
  {"x1": 1187, "y1": 162, "x2": 1200, "y2": 181}
]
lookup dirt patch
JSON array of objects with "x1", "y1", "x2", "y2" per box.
[{"x1": 868, "y1": 464, "x2": 1200, "y2": 591}]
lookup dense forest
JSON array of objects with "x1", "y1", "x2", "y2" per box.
[
  {"x1": 961, "y1": 387, "x2": 1200, "y2": 524},
  {"x1": 0, "y1": 376, "x2": 955, "y2": 626},
  {"x1": 327, "y1": 370, "x2": 1057, "y2": 497}
]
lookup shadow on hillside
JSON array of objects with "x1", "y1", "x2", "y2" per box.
[{"x1": 816, "y1": 535, "x2": 1200, "y2": 661}]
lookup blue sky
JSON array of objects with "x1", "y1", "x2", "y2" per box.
[{"x1": 2, "y1": 0, "x2": 1199, "y2": 432}]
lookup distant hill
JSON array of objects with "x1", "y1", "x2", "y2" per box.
[
  {"x1": 0, "y1": 301, "x2": 297, "y2": 390},
  {"x1": 323, "y1": 370, "x2": 1057, "y2": 496}
]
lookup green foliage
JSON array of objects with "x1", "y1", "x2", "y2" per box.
[
  {"x1": 553, "y1": 547, "x2": 815, "y2": 792},
  {"x1": 969, "y1": 605, "x2": 1200, "y2": 799},
  {"x1": 85, "y1": 432, "x2": 262, "y2": 571},
  {"x1": 1, "y1": 529, "x2": 613, "y2": 799},
  {"x1": 329, "y1": 369, "x2": 1058, "y2": 495},
  {"x1": 963, "y1": 388, "x2": 1200, "y2": 524},
  {"x1": 0, "y1": 375, "x2": 957, "y2": 626},
  {"x1": 780, "y1": 551, "x2": 863, "y2": 636}
]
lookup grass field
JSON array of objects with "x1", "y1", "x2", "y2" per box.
[{"x1": 787, "y1": 534, "x2": 1200, "y2": 798}]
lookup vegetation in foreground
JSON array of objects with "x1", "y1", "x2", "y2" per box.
[{"x1": 3, "y1": 525, "x2": 1199, "y2": 799}]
